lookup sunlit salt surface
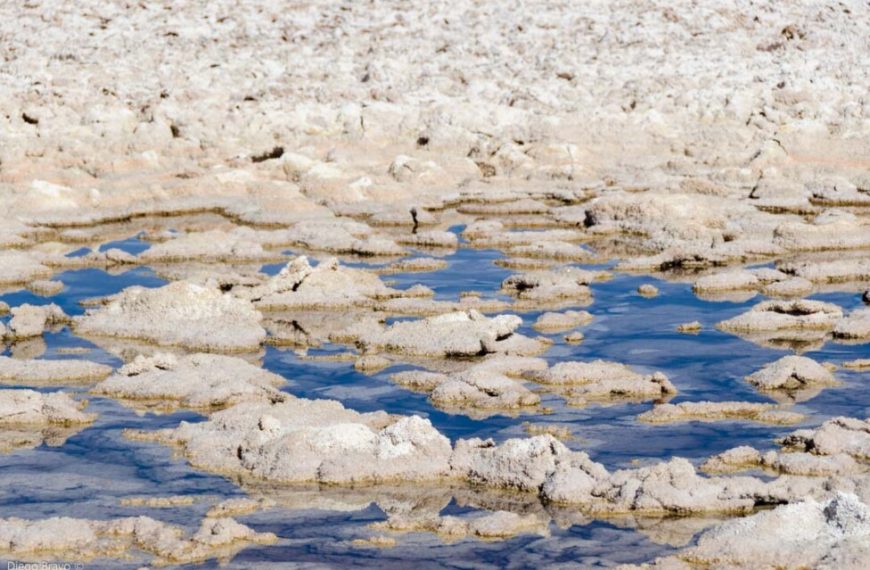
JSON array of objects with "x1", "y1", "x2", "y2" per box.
[{"x1": 0, "y1": 229, "x2": 868, "y2": 569}]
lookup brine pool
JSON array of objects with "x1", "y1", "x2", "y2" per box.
[{"x1": 1, "y1": 231, "x2": 868, "y2": 569}]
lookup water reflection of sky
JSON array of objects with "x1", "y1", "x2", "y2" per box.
[{"x1": 0, "y1": 231, "x2": 867, "y2": 568}]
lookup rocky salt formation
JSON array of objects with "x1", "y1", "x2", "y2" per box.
[
  {"x1": 0, "y1": 515, "x2": 276, "y2": 565},
  {"x1": 0, "y1": 390, "x2": 94, "y2": 427},
  {"x1": 718, "y1": 299, "x2": 843, "y2": 332},
  {"x1": 0, "y1": 390, "x2": 95, "y2": 452},
  {"x1": 390, "y1": 357, "x2": 547, "y2": 417},
  {"x1": 702, "y1": 446, "x2": 863, "y2": 477},
  {"x1": 373, "y1": 292, "x2": 511, "y2": 317},
  {"x1": 834, "y1": 307, "x2": 870, "y2": 341},
  {"x1": 138, "y1": 227, "x2": 286, "y2": 263},
  {"x1": 781, "y1": 258, "x2": 870, "y2": 286},
  {"x1": 73, "y1": 281, "x2": 266, "y2": 352},
  {"x1": 745, "y1": 355, "x2": 837, "y2": 402},
  {"x1": 372, "y1": 509, "x2": 549, "y2": 541},
  {"x1": 128, "y1": 397, "x2": 455, "y2": 484},
  {"x1": 532, "y1": 310, "x2": 593, "y2": 333},
  {"x1": 0, "y1": 356, "x2": 112, "y2": 385},
  {"x1": 779, "y1": 417, "x2": 870, "y2": 460},
  {"x1": 638, "y1": 401, "x2": 803, "y2": 426},
  {"x1": 4, "y1": 303, "x2": 68, "y2": 339},
  {"x1": 235, "y1": 256, "x2": 429, "y2": 310},
  {"x1": 93, "y1": 353, "x2": 287, "y2": 411},
  {"x1": 353, "y1": 310, "x2": 550, "y2": 358},
  {"x1": 500, "y1": 268, "x2": 608, "y2": 308},
  {"x1": 704, "y1": 416, "x2": 870, "y2": 478},
  {"x1": 716, "y1": 298, "x2": 844, "y2": 350},
  {"x1": 132, "y1": 411, "x2": 857, "y2": 519},
  {"x1": 524, "y1": 360, "x2": 677, "y2": 407},
  {"x1": 626, "y1": 493, "x2": 870, "y2": 570},
  {"x1": 692, "y1": 267, "x2": 814, "y2": 300}
]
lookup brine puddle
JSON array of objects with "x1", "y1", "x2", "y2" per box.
[{"x1": 1, "y1": 233, "x2": 868, "y2": 568}]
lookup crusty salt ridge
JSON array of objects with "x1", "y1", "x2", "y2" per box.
[
  {"x1": 717, "y1": 299, "x2": 844, "y2": 332},
  {"x1": 779, "y1": 417, "x2": 870, "y2": 460},
  {"x1": 622, "y1": 493, "x2": 870, "y2": 570},
  {"x1": 834, "y1": 307, "x2": 870, "y2": 341},
  {"x1": 389, "y1": 357, "x2": 547, "y2": 418},
  {"x1": 532, "y1": 310, "x2": 594, "y2": 333},
  {"x1": 0, "y1": 515, "x2": 276, "y2": 565},
  {"x1": 128, "y1": 397, "x2": 454, "y2": 485},
  {"x1": 500, "y1": 268, "x2": 607, "y2": 307},
  {"x1": 745, "y1": 354, "x2": 837, "y2": 396},
  {"x1": 0, "y1": 390, "x2": 94, "y2": 427},
  {"x1": 524, "y1": 360, "x2": 677, "y2": 406},
  {"x1": 637, "y1": 401, "x2": 804, "y2": 426},
  {"x1": 0, "y1": 356, "x2": 112, "y2": 385},
  {"x1": 5, "y1": 303, "x2": 68, "y2": 339},
  {"x1": 92, "y1": 353, "x2": 287, "y2": 411},
  {"x1": 73, "y1": 281, "x2": 266, "y2": 352},
  {"x1": 235, "y1": 255, "x2": 430, "y2": 310},
  {"x1": 355, "y1": 310, "x2": 550, "y2": 358},
  {"x1": 701, "y1": 446, "x2": 863, "y2": 477},
  {"x1": 372, "y1": 509, "x2": 549, "y2": 541},
  {"x1": 0, "y1": 389, "x2": 96, "y2": 453}
]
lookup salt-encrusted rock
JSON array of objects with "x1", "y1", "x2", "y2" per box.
[
  {"x1": 0, "y1": 389, "x2": 94, "y2": 426},
  {"x1": 638, "y1": 402, "x2": 803, "y2": 425},
  {"x1": 501, "y1": 268, "x2": 608, "y2": 304},
  {"x1": 373, "y1": 509, "x2": 548, "y2": 540},
  {"x1": 236, "y1": 256, "x2": 425, "y2": 310},
  {"x1": 673, "y1": 493, "x2": 870, "y2": 569},
  {"x1": 374, "y1": 257, "x2": 448, "y2": 275},
  {"x1": 129, "y1": 397, "x2": 453, "y2": 484},
  {"x1": 564, "y1": 331, "x2": 585, "y2": 343},
  {"x1": 390, "y1": 357, "x2": 546, "y2": 416},
  {"x1": 834, "y1": 308, "x2": 870, "y2": 340},
  {"x1": 451, "y1": 435, "x2": 574, "y2": 492},
  {"x1": 774, "y1": 213, "x2": 870, "y2": 251},
  {"x1": 525, "y1": 360, "x2": 676, "y2": 404},
  {"x1": 0, "y1": 251, "x2": 52, "y2": 285},
  {"x1": 354, "y1": 354, "x2": 392, "y2": 373},
  {"x1": 206, "y1": 497, "x2": 275, "y2": 518},
  {"x1": 843, "y1": 359, "x2": 870, "y2": 370},
  {"x1": 138, "y1": 227, "x2": 280, "y2": 263},
  {"x1": 702, "y1": 446, "x2": 861, "y2": 477},
  {"x1": 676, "y1": 321, "x2": 701, "y2": 333},
  {"x1": 396, "y1": 230, "x2": 458, "y2": 250},
  {"x1": 27, "y1": 279, "x2": 64, "y2": 296},
  {"x1": 779, "y1": 417, "x2": 870, "y2": 459},
  {"x1": 356, "y1": 310, "x2": 549, "y2": 358},
  {"x1": 717, "y1": 299, "x2": 843, "y2": 332},
  {"x1": 693, "y1": 270, "x2": 759, "y2": 293},
  {"x1": 637, "y1": 284, "x2": 659, "y2": 297},
  {"x1": 532, "y1": 310, "x2": 593, "y2": 333},
  {"x1": 746, "y1": 355, "x2": 837, "y2": 393},
  {"x1": 73, "y1": 281, "x2": 266, "y2": 352},
  {"x1": 374, "y1": 295, "x2": 511, "y2": 317},
  {"x1": 0, "y1": 356, "x2": 112, "y2": 385},
  {"x1": 760, "y1": 276, "x2": 814, "y2": 298},
  {"x1": 6, "y1": 303, "x2": 68, "y2": 339},
  {"x1": 781, "y1": 258, "x2": 870, "y2": 284},
  {"x1": 92, "y1": 353, "x2": 286, "y2": 411},
  {"x1": 0, "y1": 515, "x2": 276, "y2": 565},
  {"x1": 508, "y1": 241, "x2": 593, "y2": 261}
]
